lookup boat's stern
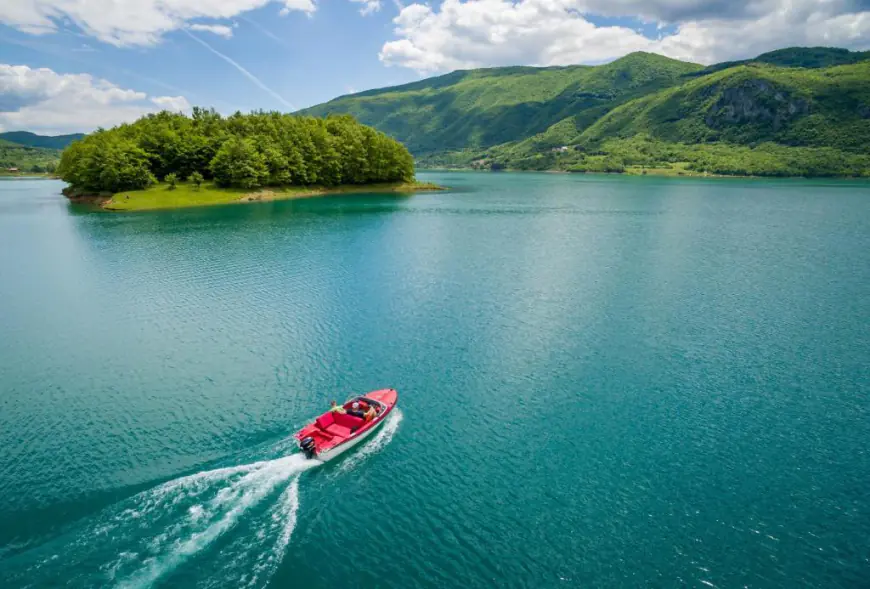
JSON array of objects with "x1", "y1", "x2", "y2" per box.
[
  {"x1": 294, "y1": 423, "x2": 327, "y2": 460},
  {"x1": 299, "y1": 435, "x2": 317, "y2": 459}
]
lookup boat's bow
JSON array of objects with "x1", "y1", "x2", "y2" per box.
[{"x1": 294, "y1": 388, "x2": 398, "y2": 462}]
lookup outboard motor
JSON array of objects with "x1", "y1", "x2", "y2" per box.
[{"x1": 300, "y1": 436, "x2": 317, "y2": 459}]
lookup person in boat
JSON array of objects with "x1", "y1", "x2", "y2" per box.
[
  {"x1": 363, "y1": 404, "x2": 377, "y2": 422},
  {"x1": 329, "y1": 400, "x2": 346, "y2": 414},
  {"x1": 347, "y1": 402, "x2": 365, "y2": 419}
]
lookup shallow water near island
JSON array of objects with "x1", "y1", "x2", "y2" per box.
[{"x1": 1, "y1": 173, "x2": 869, "y2": 588}]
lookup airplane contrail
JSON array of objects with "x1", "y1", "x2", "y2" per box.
[
  {"x1": 238, "y1": 16, "x2": 291, "y2": 50},
  {"x1": 183, "y1": 29, "x2": 295, "y2": 111},
  {"x1": 0, "y1": 32, "x2": 242, "y2": 114}
]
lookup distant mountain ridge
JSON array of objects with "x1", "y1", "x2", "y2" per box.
[
  {"x1": 0, "y1": 131, "x2": 85, "y2": 150},
  {"x1": 301, "y1": 52, "x2": 704, "y2": 154},
  {"x1": 694, "y1": 47, "x2": 870, "y2": 76},
  {"x1": 300, "y1": 46, "x2": 870, "y2": 176}
]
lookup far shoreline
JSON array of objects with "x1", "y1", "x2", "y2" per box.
[{"x1": 417, "y1": 167, "x2": 870, "y2": 181}]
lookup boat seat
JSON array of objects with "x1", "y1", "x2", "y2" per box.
[
  {"x1": 325, "y1": 424, "x2": 352, "y2": 438},
  {"x1": 316, "y1": 412, "x2": 335, "y2": 429},
  {"x1": 332, "y1": 412, "x2": 364, "y2": 429}
]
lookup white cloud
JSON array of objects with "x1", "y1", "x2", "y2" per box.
[
  {"x1": 188, "y1": 23, "x2": 235, "y2": 38},
  {"x1": 280, "y1": 0, "x2": 317, "y2": 16},
  {"x1": 150, "y1": 95, "x2": 193, "y2": 112},
  {"x1": 657, "y1": 3, "x2": 870, "y2": 65},
  {"x1": 578, "y1": 0, "x2": 775, "y2": 23},
  {"x1": 0, "y1": 64, "x2": 192, "y2": 134},
  {"x1": 380, "y1": 0, "x2": 870, "y2": 71},
  {"x1": 0, "y1": 0, "x2": 316, "y2": 46},
  {"x1": 350, "y1": 0, "x2": 382, "y2": 16},
  {"x1": 380, "y1": 0, "x2": 653, "y2": 71}
]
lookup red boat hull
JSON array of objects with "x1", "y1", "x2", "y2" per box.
[{"x1": 295, "y1": 389, "x2": 398, "y2": 462}]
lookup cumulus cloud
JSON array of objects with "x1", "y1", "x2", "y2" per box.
[
  {"x1": 577, "y1": 0, "x2": 775, "y2": 23},
  {"x1": 0, "y1": 64, "x2": 192, "y2": 134},
  {"x1": 150, "y1": 95, "x2": 193, "y2": 112},
  {"x1": 0, "y1": 0, "x2": 316, "y2": 46},
  {"x1": 380, "y1": 0, "x2": 651, "y2": 71},
  {"x1": 188, "y1": 23, "x2": 235, "y2": 38},
  {"x1": 657, "y1": 3, "x2": 870, "y2": 64},
  {"x1": 380, "y1": 0, "x2": 870, "y2": 71},
  {"x1": 350, "y1": 0, "x2": 383, "y2": 16}
]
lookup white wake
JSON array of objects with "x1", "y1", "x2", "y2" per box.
[
  {"x1": 4, "y1": 412, "x2": 403, "y2": 588},
  {"x1": 338, "y1": 408, "x2": 404, "y2": 473},
  {"x1": 110, "y1": 453, "x2": 318, "y2": 588}
]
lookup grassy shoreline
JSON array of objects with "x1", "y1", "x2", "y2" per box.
[
  {"x1": 0, "y1": 172, "x2": 56, "y2": 179},
  {"x1": 69, "y1": 180, "x2": 444, "y2": 212},
  {"x1": 419, "y1": 165, "x2": 748, "y2": 178}
]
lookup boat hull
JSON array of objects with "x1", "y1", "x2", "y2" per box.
[
  {"x1": 314, "y1": 414, "x2": 387, "y2": 462},
  {"x1": 294, "y1": 388, "x2": 397, "y2": 462}
]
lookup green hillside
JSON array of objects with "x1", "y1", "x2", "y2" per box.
[
  {"x1": 579, "y1": 61, "x2": 870, "y2": 150},
  {"x1": 0, "y1": 132, "x2": 83, "y2": 173},
  {"x1": 0, "y1": 139, "x2": 60, "y2": 174},
  {"x1": 301, "y1": 52, "x2": 702, "y2": 154},
  {"x1": 301, "y1": 47, "x2": 870, "y2": 177},
  {"x1": 696, "y1": 46, "x2": 870, "y2": 76},
  {"x1": 474, "y1": 59, "x2": 870, "y2": 176},
  {"x1": 0, "y1": 131, "x2": 85, "y2": 150}
]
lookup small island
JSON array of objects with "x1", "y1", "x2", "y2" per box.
[{"x1": 59, "y1": 108, "x2": 442, "y2": 211}]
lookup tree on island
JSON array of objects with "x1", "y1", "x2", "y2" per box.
[
  {"x1": 209, "y1": 137, "x2": 268, "y2": 189},
  {"x1": 165, "y1": 172, "x2": 178, "y2": 189},
  {"x1": 58, "y1": 109, "x2": 415, "y2": 194},
  {"x1": 188, "y1": 171, "x2": 203, "y2": 189}
]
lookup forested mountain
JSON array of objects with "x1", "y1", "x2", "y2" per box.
[
  {"x1": 301, "y1": 47, "x2": 870, "y2": 177},
  {"x1": 0, "y1": 132, "x2": 82, "y2": 172},
  {"x1": 0, "y1": 139, "x2": 60, "y2": 173},
  {"x1": 696, "y1": 47, "x2": 870, "y2": 75},
  {"x1": 0, "y1": 132, "x2": 84, "y2": 150},
  {"x1": 58, "y1": 110, "x2": 414, "y2": 193},
  {"x1": 301, "y1": 52, "x2": 702, "y2": 155}
]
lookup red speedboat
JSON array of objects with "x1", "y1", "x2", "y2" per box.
[{"x1": 295, "y1": 389, "x2": 398, "y2": 462}]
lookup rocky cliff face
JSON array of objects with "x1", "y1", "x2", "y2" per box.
[{"x1": 705, "y1": 79, "x2": 809, "y2": 130}]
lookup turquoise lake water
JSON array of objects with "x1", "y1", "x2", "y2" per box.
[{"x1": 0, "y1": 173, "x2": 869, "y2": 588}]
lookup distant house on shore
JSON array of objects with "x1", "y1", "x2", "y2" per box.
[
  {"x1": 6, "y1": 167, "x2": 19, "y2": 172},
  {"x1": 551, "y1": 146, "x2": 570, "y2": 153}
]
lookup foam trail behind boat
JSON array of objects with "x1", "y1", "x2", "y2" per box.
[
  {"x1": 1, "y1": 413, "x2": 404, "y2": 588},
  {"x1": 0, "y1": 451, "x2": 318, "y2": 588},
  {"x1": 114, "y1": 454, "x2": 318, "y2": 588},
  {"x1": 338, "y1": 408, "x2": 403, "y2": 473},
  {"x1": 194, "y1": 475, "x2": 305, "y2": 589}
]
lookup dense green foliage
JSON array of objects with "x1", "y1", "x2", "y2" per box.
[
  {"x1": 576, "y1": 62, "x2": 870, "y2": 150},
  {"x1": 189, "y1": 171, "x2": 204, "y2": 188},
  {"x1": 0, "y1": 139, "x2": 60, "y2": 173},
  {"x1": 469, "y1": 135, "x2": 870, "y2": 177},
  {"x1": 58, "y1": 110, "x2": 414, "y2": 193},
  {"x1": 376, "y1": 48, "x2": 870, "y2": 178},
  {"x1": 301, "y1": 52, "x2": 702, "y2": 154},
  {"x1": 0, "y1": 131, "x2": 85, "y2": 150}
]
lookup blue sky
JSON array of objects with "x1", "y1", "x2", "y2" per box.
[
  {"x1": 1, "y1": 2, "x2": 411, "y2": 113},
  {"x1": 1, "y1": 0, "x2": 868, "y2": 134}
]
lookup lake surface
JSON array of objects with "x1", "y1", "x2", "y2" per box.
[{"x1": 1, "y1": 173, "x2": 869, "y2": 588}]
